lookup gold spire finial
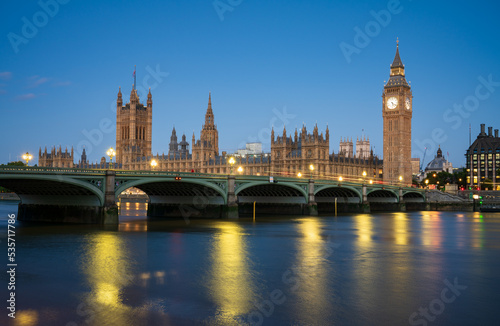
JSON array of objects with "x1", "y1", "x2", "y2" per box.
[{"x1": 396, "y1": 37, "x2": 399, "y2": 46}]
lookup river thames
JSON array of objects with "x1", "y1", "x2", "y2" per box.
[{"x1": 1, "y1": 202, "x2": 499, "y2": 326}]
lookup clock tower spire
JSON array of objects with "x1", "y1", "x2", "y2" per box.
[{"x1": 382, "y1": 40, "x2": 412, "y2": 185}]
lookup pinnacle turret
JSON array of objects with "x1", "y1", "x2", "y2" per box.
[
  {"x1": 391, "y1": 38, "x2": 404, "y2": 68},
  {"x1": 385, "y1": 39, "x2": 409, "y2": 88},
  {"x1": 204, "y1": 92, "x2": 215, "y2": 128}
]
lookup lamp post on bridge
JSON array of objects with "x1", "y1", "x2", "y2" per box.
[
  {"x1": 228, "y1": 157, "x2": 236, "y2": 175},
  {"x1": 150, "y1": 159, "x2": 158, "y2": 171},
  {"x1": 106, "y1": 147, "x2": 116, "y2": 169},
  {"x1": 309, "y1": 164, "x2": 314, "y2": 180},
  {"x1": 22, "y1": 152, "x2": 32, "y2": 167},
  {"x1": 362, "y1": 171, "x2": 367, "y2": 203},
  {"x1": 398, "y1": 175, "x2": 404, "y2": 206}
]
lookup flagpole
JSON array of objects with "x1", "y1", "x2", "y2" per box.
[{"x1": 134, "y1": 65, "x2": 136, "y2": 90}]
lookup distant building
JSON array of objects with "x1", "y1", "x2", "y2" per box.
[
  {"x1": 339, "y1": 137, "x2": 353, "y2": 157},
  {"x1": 425, "y1": 146, "x2": 453, "y2": 176},
  {"x1": 465, "y1": 124, "x2": 500, "y2": 190},
  {"x1": 235, "y1": 143, "x2": 263, "y2": 156},
  {"x1": 356, "y1": 136, "x2": 370, "y2": 159},
  {"x1": 411, "y1": 158, "x2": 420, "y2": 176},
  {"x1": 38, "y1": 146, "x2": 74, "y2": 168}
]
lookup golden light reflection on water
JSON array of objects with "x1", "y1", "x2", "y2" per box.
[
  {"x1": 82, "y1": 233, "x2": 134, "y2": 325},
  {"x1": 207, "y1": 222, "x2": 256, "y2": 324},
  {"x1": 421, "y1": 212, "x2": 443, "y2": 248},
  {"x1": 352, "y1": 214, "x2": 377, "y2": 310},
  {"x1": 13, "y1": 310, "x2": 38, "y2": 326},
  {"x1": 118, "y1": 201, "x2": 148, "y2": 217},
  {"x1": 291, "y1": 219, "x2": 331, "y2": 324},
  {"x1": 353, "y1": 213, "x2": 415, "y2": 315},
  {"x1": 393, "y1": 212, "x2": 409, "y2": 246},
  {"x1": 354, "y1": 214, "x2": 373, "y2": 247},
  {"x1": 472, "y1": 212, "x2": 485, "y2": 248}
]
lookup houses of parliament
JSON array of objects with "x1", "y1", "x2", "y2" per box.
[{"x1": 38, "y1": 43, "x2": 413, "y2": 184}]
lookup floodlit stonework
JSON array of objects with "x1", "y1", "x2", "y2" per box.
[{"x1": 382, "y1": 41, "x2": 413, "y2": 185}]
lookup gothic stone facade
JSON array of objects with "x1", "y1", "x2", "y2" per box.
[
  {"x1": 38, "y1": 90, "x2": 382, "y2": 179},
  {"x1": 41, "y1": 45, "x2": 429, "y2": 180},
  {"x1": 382, "y1": 42, "x2": 413, "y2": 185}
]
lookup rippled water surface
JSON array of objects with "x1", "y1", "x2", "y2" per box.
[{"x1": 1, "y1": 202, "x2": 499, "y2": 325}]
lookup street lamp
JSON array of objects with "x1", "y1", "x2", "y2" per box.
[
  {"x1": 228, "y1": 156, "x2": 236, "y2": 174},
  {"x1": 237, "y1": 166, "x2": 243, "y2": 174},
  {"x1": 106, "y1": 147, "x2": 116, "y2": 168},
  {"x1": 150, "y1": 159, "x2": 157, "y2": 170},
  {"x1": 425, "y1": 179, "x2": 429, "y2": 189},
  {"x1": 22, "y1": 152, "x2": 32, "y2": 166},
  {"x1": 399, "y1": 175, "x2": 403, "y2": 187},
  {"x1": 297, "y1": 172, "x2": 302, "y2": 178},
  {"x1": 473, "y1": 194, "x2": 479, "y2": 211},
  {"x1": 362, "y1": 171, "x2": 367, "y2": 184},
  {"x1": 309, "y1": 164, "x2": 314, "y2": 179},
  {"x1": 369, "y1": 180, "x2": 373, "y2": 184},
  {"x1": 338, "y1": 176, "x2": 343, "y2": 182}
]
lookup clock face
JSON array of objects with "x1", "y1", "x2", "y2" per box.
[
  {"x1": 387, "y1": 97, "x2": 398, "y2": 109},
  {"x1": 405, "y1": 97, "x2": 411, "y2": 110}
]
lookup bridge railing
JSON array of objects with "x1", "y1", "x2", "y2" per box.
[
  {"x1": 0, "y1": 166, "x2": 106, "y2": 175},
  {"x1": 0, "y1": 166, "x2": 424, "y2": 193}
]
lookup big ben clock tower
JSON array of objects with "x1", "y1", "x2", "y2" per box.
[{"x1": 382, "y1": 40, "x2": 412, "y2": 185}]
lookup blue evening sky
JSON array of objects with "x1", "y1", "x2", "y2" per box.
[{"x1": 1, "y1": 0, "x2": 499, "y2": 168}]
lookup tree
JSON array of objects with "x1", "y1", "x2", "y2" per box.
[
  {"x1": 0, "y1": 186, "x2": 12, "y2": 193},
  {"x1": 425, "y1": 171, "x2": 453, "y2": 188},
  {"x1": 0, "y1": 161, "x2": 25, "y2": 167},
  {"x1": 453, "y1": 170, "x2": 467, "y2": 188}
]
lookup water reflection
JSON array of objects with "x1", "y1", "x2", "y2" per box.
[
  {"x1": 13, "y1": 310, "x2": 38, "y2": 326},
  {"x1": 421, "y1": 212, "x2": 443, "y2": 248},
  {"x1": 81, "y1": 233, "x2": 134, "y2": 325},
  {"x1": 352, "y1": 213, "x2": 416, "y2": 323},
  {"x1": 393, "y1": 212, "x2": 409, "y2": 246},
  {"x1": 290, "y1": 218, "x2": 332, "y2": 324},
  {"x1": 471, "y1": 212, "x2": 485, "y2": 248},
  {"x1": 118, "y1": 201, "x2": 148, "y2": 217},
  {"x1": 355, "y1": 213, "x2": 373, "y2": 247},
  {"x1": 352, "y1": 214, "x2": 377, "y2": 320},
  {"x1": 207, "y1": 222, "x2": 256, "y2": 324}
]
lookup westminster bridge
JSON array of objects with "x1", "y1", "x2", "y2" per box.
[{"x1": 0, "y1": 167, "x2": 427, "y2": 224}]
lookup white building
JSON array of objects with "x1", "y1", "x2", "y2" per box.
[{"x1": 235, "y1": 142, "x2": 263, "y2": 156}]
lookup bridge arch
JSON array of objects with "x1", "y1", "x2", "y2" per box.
[
  {"x1": 403, "y1": 191, "x2": 425, "y2": 202},
  {"x1": 314, "y1": 185, "x2": 362, "y2": 203},
  {"x1": 367, "y1": 189, "x2": 398, "y2": 203},
  {"x1": 0, "y1": 174, "x2": 105, "y2": 205},
  {"x1": 115, "y1": 178, "x2": 227, "y2": 204},
  {"x1": 235, "y1": 181, "x2": 308, "y2": 204}
]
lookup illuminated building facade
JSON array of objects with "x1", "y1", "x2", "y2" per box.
[{"x1": 465, "y1": 124, "x2": 500, "y2": 190}]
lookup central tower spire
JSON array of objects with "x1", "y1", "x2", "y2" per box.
[{"x1": 204, "y1": 92, "x2": 215, "y2": 128}]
